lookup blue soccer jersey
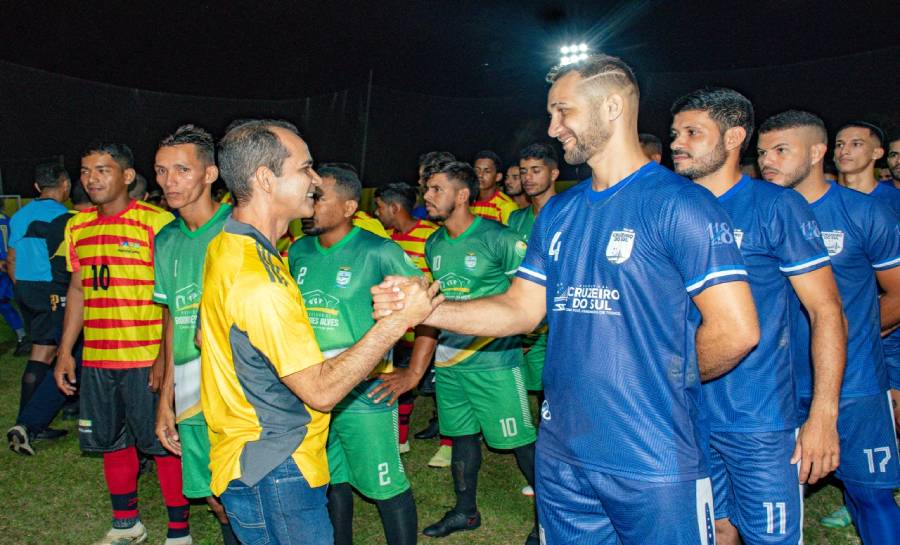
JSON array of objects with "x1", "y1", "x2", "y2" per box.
[
  {"x1": 793, "y1": 183, "x2": 900, "y2": 398},
  {"x1": 8, "y1": 198, "x2": 70, "y2": 282},
  {"x1": 871, "y1": 182, "x2": 900, "y2": 217},
  {"x1": 870, "y1": 182, "x2": 900, "y2": 388},
  {"x1": 517, "y1": 161, "x2": 748, "y2": 482},
  {"x1": 704, "y1": 177, "x2": 830, "y2": 432}
]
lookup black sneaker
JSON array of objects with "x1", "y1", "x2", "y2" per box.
[
  {"x1": 33, "y1": 427, "x2": 68, "y2": 441},
  {"x1": 526, "y1": 525, "x2": 540, "y2": 545},
  {"x1": 7, "y1": 425, "x2": 35, "y2": 456},
  {"x1": 13, "y1": 338, "x2": 31, "y2": 357},
  {"x1": 415, "y1": 416, "x2": 439, "y2": 440},
  {"x1": 423, "y1": 510, "x2": 481, "y2": 538}
]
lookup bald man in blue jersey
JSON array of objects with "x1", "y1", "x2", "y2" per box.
[
  {"x1": 671, "y1": 89, "x2": 846, "y2": 545},
  {"x1": 373, "y1": 54, "x2": 761, "y2": 545},
  {"x1": 758, "y1": 110, "x2": 900, "y2": 545}
]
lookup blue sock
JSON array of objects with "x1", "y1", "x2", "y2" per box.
[{"x1": 843, "y1": 483, "x2": 900, "y2": 545}]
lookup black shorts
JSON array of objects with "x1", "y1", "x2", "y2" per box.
[
  {"x1": 14, "y1": 280, "x2": 66, "y2": 345},
  {"x1": 78, "y1": 366, "x2": 167, "y2": 455}
]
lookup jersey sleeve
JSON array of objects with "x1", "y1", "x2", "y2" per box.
[
  {"x1": 151, "y1": 211, "x2": 176, "y2": 235},
  {"x1": 8, "y1": 215, "x2": 23, "y2": 249},
  {"x1": 496, "y1": 227, "x2": 527, "y2": 278},
  {"x1": 864, "y1": 199, "x2": 900, "y2": 271},
  {"x1": 152, "y1": 233, "x2": 169, "y2": 305},
  {"x1": 664, "y1": 185, "x2": 748, "y2": 297},
  {"x1": 237, "y1": 281, "x2": 324, "y2": 378},
  {"x1": 767, "y1": 189, "x2": 831, "y2": 277},
  {"x1": 516, "y1": 203, "x2": 550, "y2": 286},
  {"x1": 64, "y1": 216, "x2": 80, "y2": 273},
  {"x1": 379, "y1": 239, "x2": 425, "y2": 278},
  {"x1": 499, "y1": 199, "x2": 517, "y2": 225}
]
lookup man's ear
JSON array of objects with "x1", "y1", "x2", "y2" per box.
[
  {"x1": 724, "y1": 126, "x2": 748, "y2": 153},
  {"x1": 344, "y1": 199, "x2": 359, "y2": 218},
  {"x1": 254, "y1": 165, "x2": 273, "y2": 195}
]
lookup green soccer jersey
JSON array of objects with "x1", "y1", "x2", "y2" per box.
[
  {"x1": 153, "y1": 203, "x2": 231, "y2": 424},
  {"x1": 426, "y1": 216, "x2": 526, "y2": 371},
  {"x1": 507, "y1": 206, "x2": 536, "y2": 242},
  {"x1": 288, "y1": 227, "x2": 422, "y2": 411}
]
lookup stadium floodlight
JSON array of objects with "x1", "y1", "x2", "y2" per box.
[{"x1": 559, "y1": 43, "x2": 591, "y2": 66}]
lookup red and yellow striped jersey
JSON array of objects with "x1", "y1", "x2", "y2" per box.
[
  {"x1": 387, "y1": 219, "x2": 439, "y2": 280},
  {"x1": 470, "y1": 190, "x2": 518, "y2": 225},
  {"x1": 65, "y1": 200, "x2": 174, "y2": 369}
]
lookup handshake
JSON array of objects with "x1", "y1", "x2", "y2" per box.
[{"x1": 371, "y1": 275, "x2": 444, "y2": 328}]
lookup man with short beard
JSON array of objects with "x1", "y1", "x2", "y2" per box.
[
  {"x1": 671, "y1": 88, "x2": 845, "y2": 545},
  {"x1": 373, "y1": 54, "x2": 760, "y2": 545},
  {"x1": 508, "y1": 142, "x2": 559, "y2": 397},
  {"x1": 885, "y1": 131, "x2": 900, "y2": 190},
  {"x1": 504, "y1": 164, "x2": 529, "y2": 209},
  {"x1": 758, "y1": 110, "x2": 900, "y2": 545},
  {"x1": 835, "y1": 122, "x2": 900, "y2": 215}
]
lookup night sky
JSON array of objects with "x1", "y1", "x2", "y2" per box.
[{"x1": 1, "y1": 0, "x2": 899, "y2": 190}]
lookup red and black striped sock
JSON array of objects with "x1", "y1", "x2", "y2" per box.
[
  {"x1": 155, "y1": 455, "x2": 190, "y2": 539},
  {"x1": 103, "y1": 447, "x2": 140, "y2": 529}
]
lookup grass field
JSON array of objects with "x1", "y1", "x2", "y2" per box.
[{"x1": 0, "y1": 326, "x2": 886, "y2": 544}]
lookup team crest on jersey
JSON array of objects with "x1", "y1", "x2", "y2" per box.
[
  {"x1": 437, "y1": 272, "x2": 471, "y2": 296},
  {"x1": 335, "y1": 266, "x2": 352, "y2": 287},
  {"x1": 514, "y1": 240, "x2": 527, "y2": 258},
  {"x1": 464, "y1": 253, "x2": 477, "y2": 269},
  {"x1": 118, "y1": 240, "x2": 142, "y2": 254},
  {"x1": 605, "y1": 229, "x2": 635, "y2": 265},
  {"x1": 821, "y1": 230, "x2": 844, "y2": 256},
  {"x1": 174, "y1": 283, "x2": 201, "y2": 313},
  {"x1": 733, "y1": 229, "x2": 744, "y2": 249}
]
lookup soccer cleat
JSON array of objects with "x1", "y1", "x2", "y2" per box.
[
  {"x1": 33, "y1": 427, "x2": 68, "y2": 441},
  {"x1": 521, "y1": 485, "x2": 534, "y2": 497},
  {"x1": 423, "y1": 510, "x2": 481, "y2": 538},
  {"x1": 399, "y1": 440, "x2": 411, "y2": 454},
  {"x1": 415, "y1": 417, "x2": 439, "y2": 440},
  {"x1": 427, "y1": 445, "x2": 452, "y2": 468},
  {"x1": 7, "y1": 424, "x2": 35, "y2": 456},
  {"x1": 819, "y1": 506, "x2": 851, "y2": 528},
  {"x1": 93, "y1": 521, "x2": 148, "y2": 545},
  {"x1": 526, "y1": 525, "x2": 540, "y2": 545},
  {"x1": 164, "y1": 536, "x2": 193, "y2": 545},
  {"x1": 13, "y1": 338, "x2": 31, "y2": 357}
]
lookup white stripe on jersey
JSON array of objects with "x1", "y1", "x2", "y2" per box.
[
  {"x1": 517, "y1": 266, "x2": 546, "y2": 281},
  {"x1": 779, "y1": 254, "x2": 830, "y2": 273},
  {"x1": 695, "y1": 477, "x2": 715, "y2": 545},
  {"x1": 685, "y1": 268, "x2": 748, "y2": 293},
  {"x1": 873, "y1": 254, "x2": 900, "y2": 270}
]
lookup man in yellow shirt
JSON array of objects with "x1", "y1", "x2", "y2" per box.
[{"x1": 201, "y1": 119, "x2": 438, "y2": 545}]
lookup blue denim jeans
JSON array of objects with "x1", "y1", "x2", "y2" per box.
[{"x1": 220, "y1": 457, "x2": 333, "y2": 545}]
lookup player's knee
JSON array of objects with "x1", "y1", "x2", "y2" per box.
[{"x1": 714, "y1": 518, "x2": 741, "y2": 545}]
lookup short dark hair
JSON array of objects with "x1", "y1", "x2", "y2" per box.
[
  {"x1": 70, "y1": 179, "x2": 91, "y2": 206},
  {"x1": 671, "y1": 87, "x2": 755, "y2": 152},
  {"x1": 417, "y1": 151, "x2": 456, "y2": 169},
  {"x1": 473, "y1": 150, "x2": 502, "y2": 172},
  {"x1": 159, "y1": 124, "x2": 216, "y2": 166},
  {"x1": 129, "y1": 173, "x2": 148, "y2": 200},
  {"x1": 429, "y1": 161, "x2": 479, "y2": 204},
  {"x1": 887, "y1": 129, "x2": 900, "y2": 147},
  {"x1": 34, "y1": 162, "x2": 68, "y2": 190},
  {"x1": 374, "y1": 183, "x2": 417, "y2": 213},
  {"x1": 318, "y1": 165, "x2": 362, "y2": 202},
  {"x1": 758, "y1": 110, "x2": 828, "y2": 144},
  {"x1": 518, "y1": 142, "x2": 558, "y2": 169},
  {"x1": 836, "y1": 121, "x2": 885, "y2": 147},
  {"x1": 638, "y1": 133, "x2": 662, "y2": 155},
  {"x1": 218, "y1": 119, "x2": 300, "y2": 206},
  {"x1": 546, "y1": 53, "x2": 640, "y2": 101},
  {"x1": 318, "y1": 161, "x2": 358, "y2": 174},
  {"x1": 82, "y1": 141, "x2": 134, "y2": 169}
]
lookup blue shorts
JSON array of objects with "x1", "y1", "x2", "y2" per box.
[
  {"x1": 708, "y1": 430, "x2": 801, "y2": 544},
  {"x1": 0, "y1": 273, "x2": 12, "y2": 300},
  {"x1": 882, "y1": 331, "x2": 900, "y2": 389},
  {"x1": 799, "y1": 392, "x2": 900, "y2": 488},
  {"x1": 536, "y1": 451, "x2": 715, "y2": 545}
]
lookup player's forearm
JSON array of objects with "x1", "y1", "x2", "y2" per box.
[
  {"x1": 696, "y1": 321, "x2": 758, "y2": 381},
  {"x1": 424, "y1": 295, "x2": 536, "y2": 337},
  {"x1": 58, "y1": 276, "x2": 84, "y2": 354},
  {"x1": 408, "y1": 325, "x2": 438, "y2": 377},
  {"x1": 807, "y1": 305, "x2": 846, "y2": 417},
  {"x1": 160, "y1": 311, "x2": 175, "y2": 406},
  {"x1": 879, "y1": 291, "x2": 900, "y2": 334},
  {"x1": 294, "y1": 316, "x2": 409, "y2": 412}
]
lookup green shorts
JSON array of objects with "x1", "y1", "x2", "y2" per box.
[
  {"x1": 178, "y1": 422, "x2": 213, "y2": 498},
  {"x1": 436, "y1": 366, "x2": 536, "y2": 449},
  {"x1": 522, "y1": 333, "x2": 546, "y2": 391},
  {"x1": 327, "y1": 406, "x2": 410, "y2": 500}
]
